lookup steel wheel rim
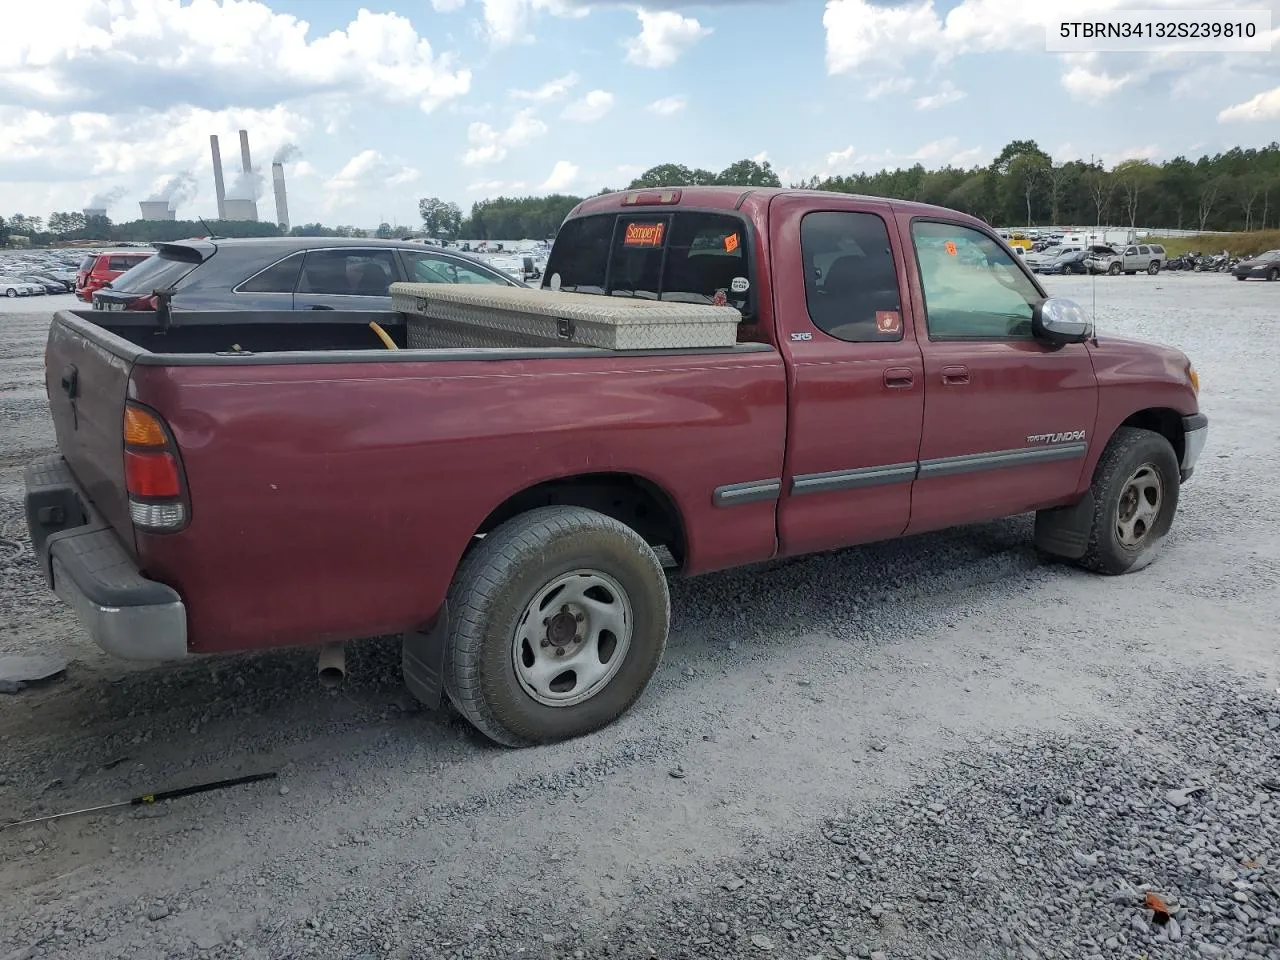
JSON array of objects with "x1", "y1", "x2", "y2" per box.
[
  {"x1": 512, "y1": 568, "x2": 633, "y2": 708},
  {"x1": 1115, "y1": 463, "x2": 1164, "y2": 550}
]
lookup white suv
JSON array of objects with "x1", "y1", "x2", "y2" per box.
[{"x1": 1086, "y1": 243, "x2": 1167, "y2": 276}]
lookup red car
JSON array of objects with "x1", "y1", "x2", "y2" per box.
[
  {"x1": 74, "y1": 249, "x2": 151, "y2": 302},
  {"x1": 27, "y1": 187, "x2": 1206, "y2": 747}
]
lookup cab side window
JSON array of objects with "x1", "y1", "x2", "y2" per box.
[
  {"x1": 910, "y1": 221, "x2": 1039, "y2": 340},
  {"x1": 800, "y1": 211, "x2": 902, "y2": 342}
]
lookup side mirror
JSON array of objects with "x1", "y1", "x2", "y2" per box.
[{"x1": 1033, "y1": 297, "x2": 1093, "y2": 345}]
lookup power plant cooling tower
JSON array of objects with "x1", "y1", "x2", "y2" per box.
[
  {"x1": 210, "y1": 135, "x2": 227, "y2": 219},
  {"x1": 139, "y1": 201, "x2": 176, "y2": 221},
  {"x1": 272, "y1": 162, "x2": 290, "y2": 231}
]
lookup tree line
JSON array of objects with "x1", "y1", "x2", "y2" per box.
[
  {"x1": 8, "y1": 141, "x2": 1277, "y2": 248},
  {"x1": 429, "y1": 143, "x2": 1280, "y2": 240}
]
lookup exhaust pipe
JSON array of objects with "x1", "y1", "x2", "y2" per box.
[{"x1": 317, "y1": 642, "x2": 346, "y2": 688}]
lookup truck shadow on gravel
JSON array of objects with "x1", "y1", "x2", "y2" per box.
[{"x1": 1, "y1": 514, "x2": 1038, "y2": 756}]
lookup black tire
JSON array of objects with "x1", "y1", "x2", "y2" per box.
[
  {"x1": 1108, "y1": 263, "x2": 1121, "y2": 276},
  {"x1": 1077, "y1": 427, "x2": 1180, "y2": 576},
  {"x1": 1147, "y1": 261, "x2": 1160, "y2": 275},
  {"x1": 442, "y1": 505, "x2": 669, "y2": 747},
  {"x1": 1269, "y1": 267, "x2": 1279, "y2": 282},
  {"x1": 4, "y1": 288, "x2": 15, "y2": 298},
  {"x1": 1237, "y1": 274, "x2": 1248, "y2": 281}
]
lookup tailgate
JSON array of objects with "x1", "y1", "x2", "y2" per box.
[{"x1": 44, "y1": 314, "x2": 136, "y2": 552}]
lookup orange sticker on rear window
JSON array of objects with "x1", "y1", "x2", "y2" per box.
[
  {"x1": 944, "y1": 241, "x2": 958, "y2": 256},
  {"x1": 623, "y1": 222, "x2": 665, "y2": 247},
  {"x1": 724, "y1": 233, "x2": 740, "y2": 253}
]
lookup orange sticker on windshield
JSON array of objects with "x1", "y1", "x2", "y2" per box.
[
  {"x1": 944, "y1": 241, "x2": 958, "y2": 256},
  {"x1": 724, "y1": 233, "x2": 740, "y2": 253},
  {"x1": 623, "y1": 221, "x2": 665, "y2": 247},
  {"x1": 876, "y1": 311, "x2": 901, "y2": 334}
]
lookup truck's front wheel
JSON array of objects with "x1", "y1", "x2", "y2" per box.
[
  {"x1": 1078, "y1": 428, "x2": 1181, "y2": 575},
  {"x1": 443, "y1": 506, "x2": 669, "y2": 747}
]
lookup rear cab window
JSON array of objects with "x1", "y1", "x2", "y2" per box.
[{"x1": 545, "y1": 211, "x2": 754, "y2": 317}]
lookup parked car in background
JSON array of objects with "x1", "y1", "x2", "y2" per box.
[
  {"x1": 1086, "y1": 243, "x2": 1166, "y2": 276},
  {"x1": 23, "y1": 275, "x2": 65, "y2": 294},
  {"x1": 92, "y1": 237, "x2": 523, "y2": 313},
  {"x1": 76, "y1": 250, "x2": 152, "y2": 301},
  {"x1": 1039, "y1": 248, "x2": 1092, "y2": 275},
  {"x1": 0, "y1": 277, "x2": 45, "y2": 297},
  {"x1": 1232, "y1": 249, "x2": 1280, "y2": 281},
  {"x1": 1027, "y1": 245, "x2": 1081, "y2": 272}
]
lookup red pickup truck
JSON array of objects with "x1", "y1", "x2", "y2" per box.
[{"x1": 25, "y1": 187, "x2": 1207, "y2": 747}]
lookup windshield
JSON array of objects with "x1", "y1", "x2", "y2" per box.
[
  {"x1": 109, "y1": 252, "x2": 200, "y2": 294},
  {"x1": 544, "y1": 211, "x2": 753, "y2": 315},
  {"x1": 1257, "y1": 250, "x2": 1280, "y2": 262}
]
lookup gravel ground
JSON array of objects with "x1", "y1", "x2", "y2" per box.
[{"x1": 0, "y1": 275, "x2": 1277, "y2": 960}]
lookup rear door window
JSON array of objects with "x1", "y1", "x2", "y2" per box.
[
  {"x1": 800, "y1": 211, "x2": 902, "y2": 342},
  {"x1": 546, "y1": 212, "x2": 753, "y2": 316},
  {"x1": 296, "y1": 249, "x2": 399, "y2": 296},
  {"x1": 239, "y1": 253, "x2": 305, "y2": 293}
]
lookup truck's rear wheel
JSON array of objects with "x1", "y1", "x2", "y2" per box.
[
  {"x1": 443, "y1": 506, "x2": 669, "y2": 747},
  {"x1": 1077, "y1": 427, "x2": 1180, "y2": 576}
]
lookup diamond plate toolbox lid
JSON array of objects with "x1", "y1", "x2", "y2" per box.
[{"x1": 391, "y1": 282, "x2": 742, "y2": 351}]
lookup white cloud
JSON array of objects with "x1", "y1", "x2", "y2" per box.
[
  {"x1": 461, "y1": 108, "x2": 548, "y2": 165},
  {"x1": 822, "y1": 0, "x2": 1278, "y2": 102},
  {"x1": 432, "y1": 0, "x2": 466, "y2": 10},
  {"x1": 511, "y1": 72, "x2": 579, "y2": 101},
  {"x1": 1, "y1": 2, "x2": 472, "y2": 115},
  {"x1": 562, "y1": 90, "x2": 614, "y2": 122},
  {"x1": 751, "y1": 151, "x2": 769, "y2": 165},
  {"x1": 647, "y1": 95, "x2": 688, "y2": 116},
  {"x1": 914, "y1": 80, "x2": 966, "y2": 110},
  {"x1": 0, "y1": 102, "x2": 311, "y2": 213},
  {"x1": 541, "y1": 160, "x2": 580, "y2": 192},
  {"x1": 820, "y1": 137, "x2": 985, "y2": 177},
  {"x1": 324, "y1": 150, "x2": 418, "y2": 193},
  {"x1": 625, "y1": 10, "x2": 711, "y2": 68},
  {"x1": 1218, "y1": 85, "x2": 1280, "y2": 122},
  {"x1": 479, "y1": 0, "x2": 589, "y2": 46},
  {"x1": 865, "y1": 77, "x2": 915, "y2": 100}
]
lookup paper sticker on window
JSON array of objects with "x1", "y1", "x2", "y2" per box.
[
  {"x1": 730, "y1": 276, "x2": 749, "y2": 293},
  {"x1": 623, "y1": 222, "x2": 665, "y2": 247},
  {"x1": 944, "y1": 241, "x2": 958, "y2": 256},
  {"x1": 876, "y1": 310, "x2": 901, "y2": 334},
  {"x1": 724, "y1": 233, "x2": 740, "y2": 253}
]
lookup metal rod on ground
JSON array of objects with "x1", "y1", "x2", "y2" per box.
[{"x1": 0, "y1": 771, "x2": 277, "y2": 831}]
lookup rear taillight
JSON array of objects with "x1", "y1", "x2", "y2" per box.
[
  {"x1": 123, "y1": 403, "x2": 188, "y2": 531},
  {"x1": 126, "y1": 294, "x2": 158, "y2": 311}
]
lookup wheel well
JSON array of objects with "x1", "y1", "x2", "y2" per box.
[
  {"x1": 1120, "y1": 408, "x2": 1184, "y2": 462},
  {"x1": 476, "y1": 473, "x2": 687, "y2": 569}
]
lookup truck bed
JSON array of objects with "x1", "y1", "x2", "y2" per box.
[{"x1": 41, "y1": 309, "x2": 787, "y2": 655}]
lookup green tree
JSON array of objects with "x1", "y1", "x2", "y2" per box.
[
  {"x1": 715, "y1": 158, "x2": 781, "y2": 187},
  {"x1": 627, "y1": 163, "x2": 715, "y2": 188},
  {"x1": 375, "y1": 221, "x2": 393, "y2": 239},
  {"x1": 1112, "y1": 159, "x2": 1159, "y2": 230}
]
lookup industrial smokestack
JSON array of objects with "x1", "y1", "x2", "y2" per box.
[
  {"x1": 239, "y1": 129, "x2": 253, "y2": 174},
  {"x1": 272, "y1": 162, "x2": 290, "y2": 232},
  {"x1": 210, "y1": 135, "x2": 227, "y2": 220}
]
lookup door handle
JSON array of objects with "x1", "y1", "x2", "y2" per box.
[
  {"x1": 941, "y1": 364, "x2": 970, "y2": 385},
  {"x1": 307, "y1": 304, "x2": 335, "y2": 310},
  {"x1": 883, "y1": 367, "x2": 914, "y2": 389},
  {"x1": 60, "y1": 364, "x2": 78, "y2": 398}
]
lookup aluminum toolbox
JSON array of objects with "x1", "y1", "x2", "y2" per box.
[{"x1": 391, "y1": 283, "x2": 741, "y2": 351}]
